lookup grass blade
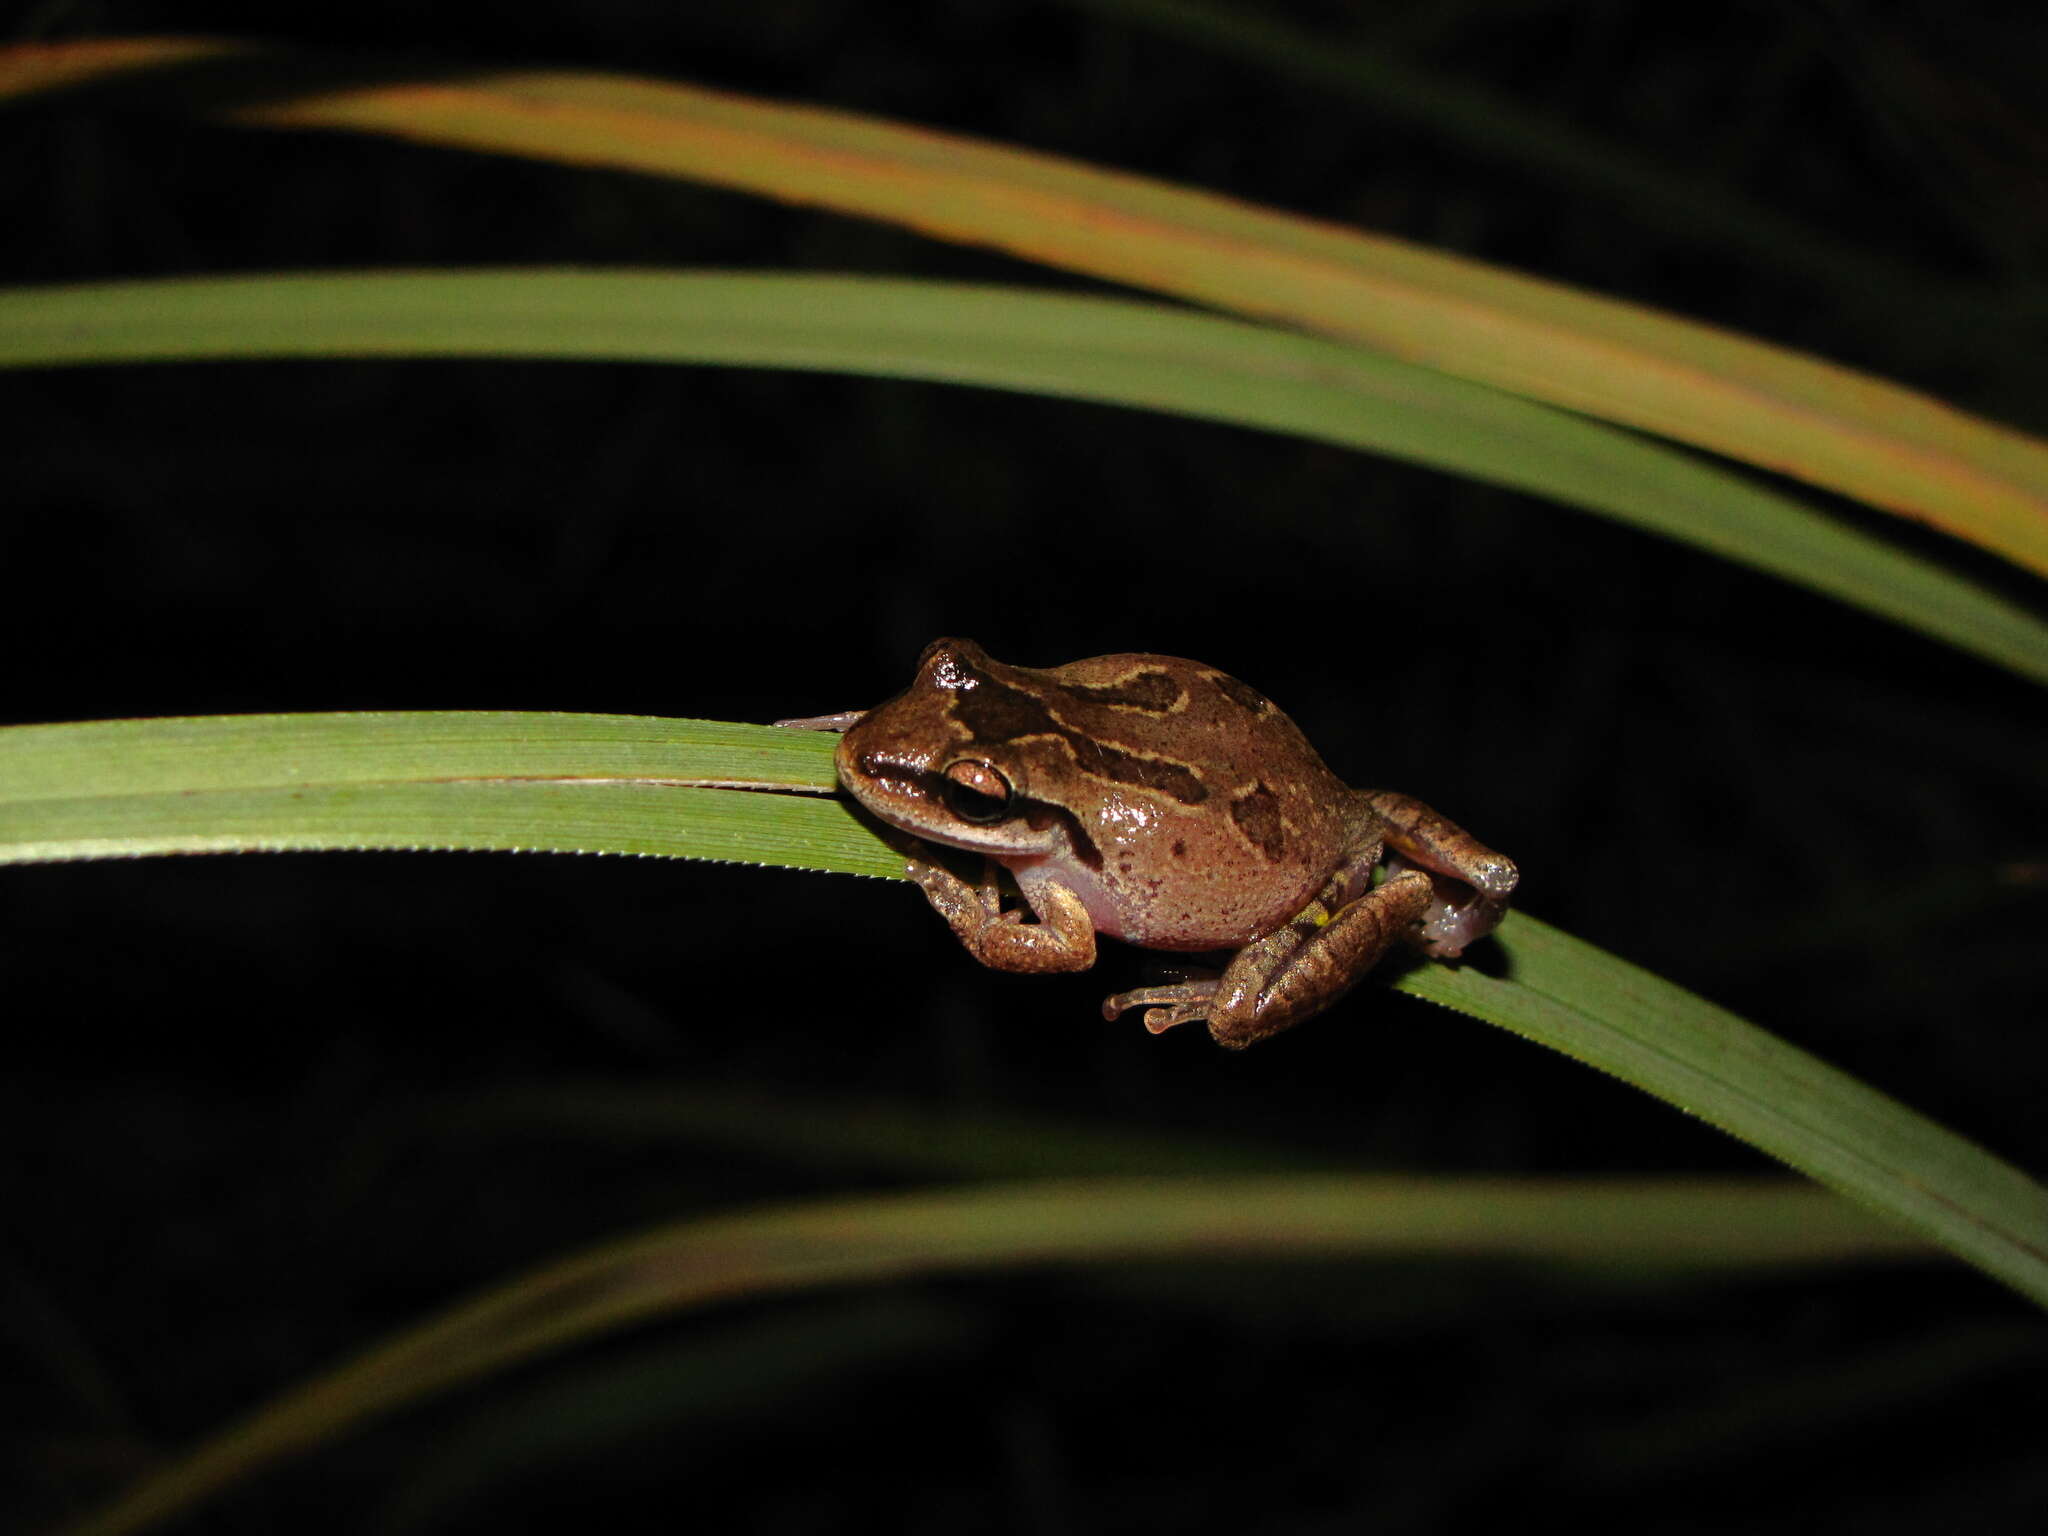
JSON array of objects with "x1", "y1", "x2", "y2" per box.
[
  {"x1": 6, "y1": 711, "x2": 2046, "y2": 1316},
  {"x1": 3, "y1": 38, "x2": 2045, "y2": 571},
  {"x1": 54, "y1": 1175, "x2": 1920, "y2": 1536},
  {"x1": 3, "y1": 271, "x2": 2042, "y2": 683},
  {"x1": 0, "y1": 712, "x2": 893, "y2": 874},
  {"x1": 1445, "y1": 917, "x2": 2048, "y2": 1311},
  {"x1": 0, "y1": 710, "x2": 835, "y2": 800}
]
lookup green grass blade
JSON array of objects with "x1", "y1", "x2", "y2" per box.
[
  {"x1": 4, "y1": 38, "x2": 2044, "y2": 571},
  {"x1": 0, "y1": 780, "x2": 893, "y2": 872},
  {"x1": 3, "y1": 271, "x2": 2042, "y2": 684},
  {"x1": 0, "y1": 712, "x2": 895, "y2": 874},
  {"x1": 6, "y1": 711, "x2": 2046, "y2": 1316},
  {"x1": 54, "y1": 1175, "x2": 1919, "y2": 1536},
  {"x1": 0, "y1": 710, "x2": 836, "y2": 800},
  {"x1": 1417, "y1": 916, "x2": 2048, "y2": 1310}
]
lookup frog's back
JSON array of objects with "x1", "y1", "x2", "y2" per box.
[
  {"x1": 1032, "y1": 651, "x2": 1348, "y2": 796},
  {"x1": 1028, "y1": 650, "x2": 1361, "y2": 945}
]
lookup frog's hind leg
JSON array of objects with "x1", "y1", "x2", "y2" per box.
[
  {"x1": 1103, "y1": 870, "x2": 1435, "y2": 1050},
  {"x1": 1207, "y1": 871, "x2": 1434, "y2": 1049}
]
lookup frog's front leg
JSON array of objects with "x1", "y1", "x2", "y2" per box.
[
  {"x1": 1102, "y1": 865, "x2": 1435, "y2": 1051},
  {"x1": 1363, "y1": 790, "x2": 1518, "y2": 959},
  {"x1": 907, "y1": 852, "x2": 1097, "y2": 974}
]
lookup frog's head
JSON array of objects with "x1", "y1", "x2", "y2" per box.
[{"x1": 836, "y1": 638, "x2": 1071, "y2": 861}]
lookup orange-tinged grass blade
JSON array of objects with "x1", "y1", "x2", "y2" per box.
[
  {"x1": 4, "y1": 37, "x2": 2047, "y2": 575},
  {"x1": 55, "y1": 1177, "x2": 1919, "y2": 1536}
]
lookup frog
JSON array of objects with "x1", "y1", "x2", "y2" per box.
[{"x1": 778, "y1": 639, "x2": 1516, "y2": 1049}]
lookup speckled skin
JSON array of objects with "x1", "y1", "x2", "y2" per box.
[{"x1": 780, "y1": 639, "x2": 1516, "y2": 1048}]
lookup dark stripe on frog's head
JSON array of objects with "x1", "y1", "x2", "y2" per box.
[
  {"x1": 1228, "y1": 781, "x2": 1287, "y2": 862},
  {"x1": 1064, "y1": 669, "x2": 1186, "y2": 713},
  {"x1": 947, "y1": 651, "x2": 1208, "y2": 806},
  {"x1": 1205, "y1": 671, "x2": 1274, "y2": 716}
]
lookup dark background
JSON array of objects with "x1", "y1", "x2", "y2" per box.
[{"x1": 5, "y1": 1, "x2": 2047, "y2": 1531}]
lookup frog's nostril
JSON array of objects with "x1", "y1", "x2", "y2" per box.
[{"x1": 855, "y1": 750, "x2": 912, "y2": 782}]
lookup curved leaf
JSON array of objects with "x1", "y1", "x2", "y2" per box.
[
  {"x1": 3, "y1": 38, "x2": 2045, "y2": 571},
  {"x1": 5, "y1": 711, "x2": 2045, "y2": 1314},
  {"x1": 55, "y1": 1175, "x2": 1918, "y2": 1536},
  {"x1": 1407, "y1": 918, "x2": 2048, "y2": 1312},
  {"x1": 3, "y1": 271, "x2": 2042, "y2": 683}
]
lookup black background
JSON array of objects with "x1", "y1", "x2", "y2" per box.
[{"x1": 5, "y1": 2, "x2": 2047, "y2": 1532}]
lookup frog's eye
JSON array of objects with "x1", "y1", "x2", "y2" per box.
[{"x1": 941, "y1": 760, "x2": 1013, "y2": 824}]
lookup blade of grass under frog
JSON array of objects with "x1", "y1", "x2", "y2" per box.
[
  {"x1": 6, "y1": 710, "x2": 2047, "y2": 1317},
  {"x1": 1412, "y1": 914, "x2": 2048, "y2": 1311},
  {"x1": 0, "y1": 710, "x2": 837, "y2": 802},
  {"x1": 0, "y1": 712, "x2": 883, "y2": 874}
]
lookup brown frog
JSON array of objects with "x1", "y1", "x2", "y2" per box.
[{"x1": 779, "y1": 639, "x2": 1516, "y2": 1048}]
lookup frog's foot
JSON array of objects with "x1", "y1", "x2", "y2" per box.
[
  {"x1": 1101, "y1": 981, "x2": 1219, "y2": 1035},
  {"x1": 906, "y1": 851, "x2": 1007, "y2": 922},
  {"x1": 913, "y1": 856, "x2": 1097, "y2": 974},
  {"x1": 1384, "y1": 856, "x2": 1509, "y2": 959}
]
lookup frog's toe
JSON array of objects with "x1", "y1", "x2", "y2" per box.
[{"x1": 1102, "y1": 982, "x2": 1214, "y2": 1033}]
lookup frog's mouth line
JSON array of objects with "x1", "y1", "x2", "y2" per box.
[{"x1": 849, "y1": 758, "x2": 1107, "y2": 872}]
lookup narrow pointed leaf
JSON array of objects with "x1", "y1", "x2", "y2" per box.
[
  {"x1": 56, "y1": 1176, "x2": 1920, "y2": 1536},
  {"x1": 5, "y1": 711, "x2": 2046, "y2": 1317},
  {"x1": 4, "y1": 38, "x2": 2045, "y2": 571},
  {"x1": 3, "y1": 271, "x2": 2042, "y2": 683},
  {"x1": 0, "y1": 711, "x2": 889, "y2": 874},
  {"x1": 1414, "y1": 917, "x2": 2048, "y2": 1311}
]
